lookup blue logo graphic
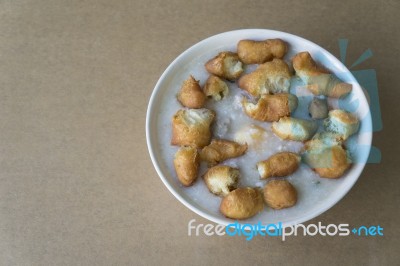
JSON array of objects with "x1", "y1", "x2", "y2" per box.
[
  {"x1": 351, "y1": 225, "x2": 384, "y2": 236},
  {"x1": 338, "y1": 38, "x2": 382, "y2": 163},
  {"x1": 292, "y1": 39, "x2": 382, "y2": 164}
]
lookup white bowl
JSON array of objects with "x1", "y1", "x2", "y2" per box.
[{"x1": 146, "y1": 29, "x2": 372, "y2": 227}]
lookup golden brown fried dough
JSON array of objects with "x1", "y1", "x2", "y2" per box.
[
  {"x1": 303, "y1": 144, "x2": 351, "y2": 179},
  {"x1": 324, "y1": 109, "x2": 360, "y2": 140},
  {"x1": 237, "y1": 39, "x2": 288, "y2": 64},
  {"x1": 200, "y1": 139, "x2": 248, "y2": 166},
  {"x1": 171, "y1": 108, "x2": 215, "y2": 148},
  {"x1": 220, "y1": 187, "x2": 264, "y2": 219},
  {"x1": 173, "y1": 146, "x2": 200, "y2": 186},
  {"x1": 205, "y1": 52, "x2": 244, "y2": 81},
  {"x1": 263, "y1": 180, "x2": 297, "y2": 209},
  {"x1": 257, "y1": 152, "x2": 301, "y2": 179},
  {"x1": 203, "y1": 75, "x2": 229, "y2": 101},
  {"x1": 303, "y1": 132, "x2": 344, "y2": 153},
  {"x1": 203, "y1": 165, "x2": 239, "y2": 196},
  {"x1": 292, "y1": 52, "x2": 352, "y2": 98},
  {"x1": 272, "y1": 117, "x2": 318, "y2": 141},
  {"x1": 238, "y1": 59, "x2": 291, "y2": 97},
  {"x1": 177, "y1": 75, "x2": 206, "y2": 108},
  {"x1": 242, "y1": 93, "x2": 298, "y2": 122}
]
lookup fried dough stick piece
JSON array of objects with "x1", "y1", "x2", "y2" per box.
[
  {"x1": 173, "y1": 146, "x2": 200, "y2": 186},
  {"x1": 203, "y1": 165, "x2": 239, "y2": 196},
  {"x1": 205, "y1": 52, "x2": 244, "y2": 81},
  {"x1": 242, "y1": 93, "x2": 298, "y2": 122},
  {"x1": 292, "y1": 52, "x2": 352, "y2": 98},
  {"x1": 200, "y1": 139, "x2": 247, "y2": 166},
  {"x1": 177, "y1": 75, "x2": 206, "y2": 108},
  {"x1": 220, "y1": 187, "x2": 264, "y2": 219},
  {"x1": 257, "y1": 152, "x2": 301, "y2": 179},
  {"x1": 237, "y1": 38, "x2": 288, "y2": 64},
  {"x1": 263, "y1": 180, "x2": 297, "y2": 210},
  {"x1": 238, "y1": 59, "x2": 291, "y2": 97},
  {"x1": 203, "y1": 75, "x2": 229, "y2": 101},
  {"x1": 171, "y1": 108, "x2": 215, "y2": 148},
  {"x1": 272, "y1": 117, "x2": 318, "y2": 141}
]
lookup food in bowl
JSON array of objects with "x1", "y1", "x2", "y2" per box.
[
  {"x1": 167, "y1": 37, "x2": 361, "y2": 220},
  {"x1": 220, "y1": 187, "x2": 264, "y2": 219},
  {"x1": 237, "y1": 38, "x2": 287, "y2": 64},
  {"x1": 200, "y1": 139, "x2": 247, "y2": 166},
  {"x1": 242, "y1": 93, "x2": 298, "y2": 122},
  {"x1": 271, "y1": 116, "x2": 318, "y2": 141},
  {"x1": 147, "y1": 30, "x2": 371, "y2": 226},
  {"x1": 205, "y1": 52, "x2": 244, "y2": 81},
  {"x1": 171, "y1": 108, "x2": 215, "y2": 148},
  {"x1": 177, "y1": 75, "x2": 206, "y2": 108},
  {"x1": 256, "y1": 152, "x2": 301, "y2": 179},
  {"x1": 203, "y1": 165, "x2": 240, "y2": 196},
  {"x1": 263, "y1": 180, "x2": 298, "y2": 210},
  {"x1": 292, "y1": 51, "x2": 352, "y2": 98},
  {"x1": 238, "y1": 58, "x2": 291, "y2": 97},
  {"x1": 203, "y1": 75, "x2": 229, "y2": 101}
]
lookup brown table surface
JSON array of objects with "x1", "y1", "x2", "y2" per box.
[{"x1": 0, "y1": 0, "x2": 399, "y2": 265}]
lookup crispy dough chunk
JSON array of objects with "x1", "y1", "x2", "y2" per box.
[
  {"x1": 303, "y1": 144, "x2": 351, "y2": 179},
  {"x1": 263, "y1": 180, "x2": 297, "y2": 209},
  {"x1": 292, "y1": 52, "x2": 352, "y2": 98},
  {"x1": 257, "y1": 152, "x2": 301, "y2": 179},
  {"x1": 205, "y1": 52, "x2": 244, "y2": 81},
  {"x1": 324, "y1": 109, "x2": 360, "y2": 140},
  {"x1": 237, "y1": 38, "x2": 288, "y2": 64},
  {"x1": 200, "y1": 139, "x2": 247, "y2": 166},
  {"x1": 177, "y1": 75, "x2": 206, "y2": 108},
  {"x1": 238, "y1": 59, "x2": 291, "y2": 97},
  {"x1": 171, "y1": 109, "x2": 215, "y2": 148},
  {"x1": 272, "y1": 117, "x2": 318, "y2": 141},
  {"x1": 220, "y1": 187, "x2": 264, "y2": 219},
  {"x1": 303, "y1": 132, "x2": 344, "y2": 152},
  {"x1": 242, "y1": 93, "x2": 298, "y2": 122},
  {"x1": 203, "y1": 75, "x2": 229, "y2": 101},
  {"x1": 203, "y1": 165, "x2": 239, "y2": 196},
  {"x1": 173, "y1": 146, "x2": 200, "y2": 186}
]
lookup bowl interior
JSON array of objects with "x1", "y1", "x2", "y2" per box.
[{"x1": 146, "y1": 29, "x2": 372, "y2": 227}]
